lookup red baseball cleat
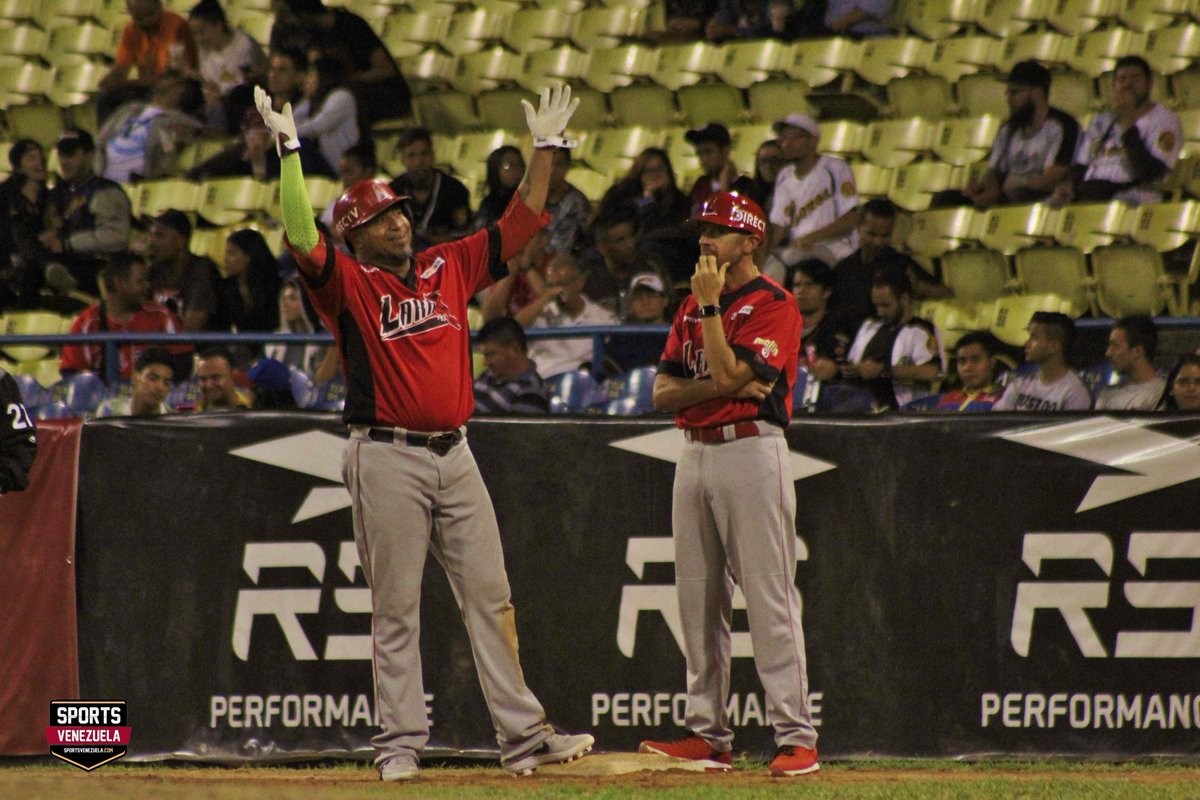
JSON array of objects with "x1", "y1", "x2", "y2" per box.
[
  {"x1": 639, "y1": 734, "x2": 733, "y2": 772},
  {"x1": 769, "y1": 744, "x2": 820, "y2": 776}
]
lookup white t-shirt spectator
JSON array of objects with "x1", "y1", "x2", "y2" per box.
[
  {"x1": 770, "y1": 154, "x2": 860, "y2": 263},
  {"x1": 199, "y1": 29, "x2": 263, "y2": 95},
  {"x1": 993, "y1": 370, "x2": 1092, "y2": 411},
  {"x1": 847, "y1": 317, "x2": 944, "y2": 407},
  {"x1": 1075, "y1": 104, "x2": 1182, "y2": 204},
  {"x1": 1095, "y1": 376, "x2": 1167, "y2": 410},
  {"x1": 295, "y1": 88, "x2": 360, "y2": 175},
  {"x1": 988, "y1": 108, "x2": 1080, "y2": 182},
  {"x1": 528, "y1": 297, "x2": 618, "y2": 378}
]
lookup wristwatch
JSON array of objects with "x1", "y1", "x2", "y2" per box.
[{"x1": 699, "y1": 304, "x2": 721, "y2": 318}]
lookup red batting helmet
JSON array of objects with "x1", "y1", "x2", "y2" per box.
[
  {"x1": 692, "y1": 192, "x2": 767, "y2": 238},
  {"x1": 332, "y1": 179, "x2": 409, "y2": 238}
]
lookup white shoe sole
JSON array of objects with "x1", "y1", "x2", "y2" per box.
[
  {"x1": 507, "y1": 735, "x2": 595, "y2": 776},
  {"x1": 771, "y1": 762, "x2": 820, "y2": 777}
]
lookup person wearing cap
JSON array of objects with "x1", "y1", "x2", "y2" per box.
[
  {"x1": 41, "y1": 129, "x2": 133, "y2": 297},
  {"x1": 146, "y1": 208, "x2": 221, "y2": 332},
  {"x1": 246, "y1": 356, "x2": 299, "y2": 409},
  {"x1": 603, "y1": 271, "x2": 671, "y2": 374},
  {"x1": 641, "y1": 191, "x2": 820, "y2": 778},
  {"x1": 766, "y1": 113, "x2": 860, "y2": 279},
  {"x1": 253, "y1": 82, "x2": 594, "y2": 781},
  {"x1": 683, "y1": 123, "x2": 755, "y2": 216},
  {"x1": 935, "y1": 60, "x2": 1081, "y2": 208},
  {"x1": 1057, "y1": 55, "x2": 1182, "y2": 206}
]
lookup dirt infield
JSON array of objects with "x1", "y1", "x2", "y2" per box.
[{"x1": 3, "y1": 755, "x2": 1200, "y2": 800}]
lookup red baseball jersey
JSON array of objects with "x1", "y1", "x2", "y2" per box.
[
  {"x1": 659, "y1": 274, "x2": 802, "y2": 429},
  {"x1": 291, "y1": 196, "x2": 548, "y2": 431},
  {"x1": 60, "y1": 302, "x2": 190, "y2": 379}
]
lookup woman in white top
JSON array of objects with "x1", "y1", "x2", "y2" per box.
[
  {"x1": 264, "y1": 279, "x2": 327, "y2": 376},
  {"x1": 188, "y1": 0, "x2": 267, "y2": 133},
  {"x1": 296, "y1": 57, "x2": 361, "y2": 174}
]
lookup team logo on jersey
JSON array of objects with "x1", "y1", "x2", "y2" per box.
[
  {"x1": 420, "y1": 257, "x2": 445, "y2": 280},
  {"x1": 754, "y1": 337, "x2": 778, "y2": 359},
  {"x1": 784, "y1": 189, "x2": 833, "y2": 227},
  {"x1": 840, "y1": 180, "x2": 855, "y2": 198},
  {"x1": 734, "y1": 305, "x2": 754, "y2": 317},
  {"x1": 379, "y1": 291, "x2": 461, "y2": 340},
  {"x1": 1158, "y1": 130, "x2": 1176, "y2": 152}
]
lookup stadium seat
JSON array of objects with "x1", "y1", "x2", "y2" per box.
[
  {"x1": 1052, "y1": 201, "x2": 1131, "y2": 253},
  {"x1": 906, "y1": 206, "x2": 981, "y2": 258},
  {"x1": 50, "y1": 371, "x2": 106, "y2": 415},
  {"x1": 546, "y1": 369, "x2": 605, "y2": 411},
  {"x1": 583, "y1": 44, "x2": 658, "y2": 93},
  {"x1": 199, "y1": 178, "x2": 269, "y2": 225},
  {"x1": 718, "y1": 39, "x2": 789, "y2": 89},
  {"x1": 1090, "y1": 244, "x2": 1169, "y2": 317},
  {"x1": 902, "y1": 0, "x2": 983, "y2": 39},
  {"x1": 926, "y1": 36, "x2": 1003, "y2": 83},
  {"x1": 503, "y1": 7, "x2": 573, "y2": 52},
  {"x1": 6, "y1": 103, "x2": 66, "y2": 152},
  {"x1": 566, "y1": 167, "x2": 613, "y2": 202},
  {"x1": 397, "y1": 50, "x2": 456, "y2": 95},
  {"x1": 956, "y1": 73, "x2": 1008, "y2": 117},
  {"x1": 46, "y1": 22, "x2": 113, "y2": 64},
  {"x1": 940, "y1": 248, "x2": 1011, "y2": 301},
  {"x1": 610, "y1": 84, "x2": 678, "y2": 128},
  {"x1": 515, "y1": 45, "x2": 592, "y2": 93},
  {"x1": 933, "y1": 114, "x2": 1001, "y2": 166},
  {"x1": 1046, "y1": 0, "x2": 1122, "y2": 34},
  {"x1": 413, "y1": 92, "x2": 479, "y2": 135},
  {"x1": 452, "y1": 130, "x2": 520, "y2": 182},
  {"x1": 920, "y1": 298, "x2": 986, "y2": 351},
  {"x1": 13, "y1": 373, "x2": 50, "y2": 409},
  {"x1": 237, "y1": 12, "x2": 273, "y2": 46},
  {"x1": 135, "y1": 178, "x2": 202, "y2": 217},
  {"x1": 817, "y1": 119, "x2": 866, "y2": 161},
  {"x1": 35, "y1": 401, "x2": 76, "y2": 420},
  {"x1": 862, "y1": 118, "x2": 936, "y2": 168},
  {"x1": 572, "y1": 6, "x2": 646, "y2": 50},
  {"x1": 653, "y1": 42, "x2": 723, "y2": 91},
  {"x1": 478, "y1": 88, "x2": 538, "y2": 132},
  {"x1": 997, "y1": 31, "x2": 1071, "y2": 72},
  {"x1": 443, "y1": 9, "x2": 510, "y2": 54},
  {"x1": 728, "y1": 123, "x2": 774, "y2": 172},
  {"x1": 854, "y1": 37, "x2": 933, "y2": 86},
  {"x1": 0, "y1": 62, "x2": 52, "y2": 109},
  {"x1": 609, "y1": 364, "x2": 656, "y2": 408},
  {"x1": 1169, "y1": 68, "x2": 1200, "y2": 108},
  {"x1": 1078, "y1": 360, "x2": 1121, "y2": 400},
  {"x1": 1013, "y1": 246, "x2": 1095, "y2": 316},
  {"x1": 886, "y1": 75, "x2": 954, "y2": 119},
  {"x1": 1120, "y1": 0, "x2": 1192, "y2": 31},
  {"x1": 1128, "y1": 200, "x2": 1200, "y2": 252},
  {"x1": 746, "y1": 80, "x2": 815, "y2": 124},
  {"x1": 978, "y1": 203, "x2": 1058, "y2": 255},
  {"x1": 988, "y1": 293, "x2": 1075, "y2": 346},
  {"x1": 1142, "y1": 22, "x2": 1200, "y2": 74},
  {"x1": 16, "y1": 357, "x2": 61, "y2": 388},
  {"x1": 851, "y1": 162, "x2": 894, "y2": 199},
  {"x1": 889, "y1": 161, "x2": 962, "y2": 211},
  {"x1": 1045, "y1": 69, "x2": 1096, "y2": 120},
  {"x1": 579, "y1": 126, "x2": 664, "y2": 175},
  {"x1": 604, "y1": 396, "x2": 643, "y2": 416},
  {"x1": 784, "y1": 37, "x2": 861, "y2": 87},
  {"x1": 382, "y1": 11, "x2": 453, "y2": 59},
  {"x1": 46, "y1": 59, "x2": 106, "y2": 107},
  {"x1": 1, "y1": 311, "x2": 68, "y2": 362},
  {"x1": 448, "y1": 46, "x2": 523, "y2": 94},
  {"x1": 1066, "y1": 28, "x2": 1147, "y2": 77},
  {"x1": 287, "y1": 367, "x2": 314, "y2": 407},
  {"x1": 677, "y1": 83, "x2": 746, "y2": 127},
  {"x1": 976, "y1": 0, "x2": 1053, "y2": 36},
  {"x1": 0, "y1": 24, "x2": 49, "y2": 59}
]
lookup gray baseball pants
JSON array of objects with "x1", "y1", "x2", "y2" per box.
[
  {"x1": 672, "y1": 425, "x2": 818, "y2": 751},
  {"x1": 342, "y1": 427, "x2": 553, "y2": 768}
]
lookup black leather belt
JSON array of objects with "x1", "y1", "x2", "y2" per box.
[{"x1": 367, "y1": 427, "x2": 462, "y2": 456}]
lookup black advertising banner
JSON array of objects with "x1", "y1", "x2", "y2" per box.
[{"x1": 76, "y1": 413, "x2": 1200, "y2": 761}]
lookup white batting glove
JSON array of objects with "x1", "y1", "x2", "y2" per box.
[
  {"x1": 520, "y1": 84, "x2": 580, "y2": 149},
  {"x1": 253, "y1": 85, "x2": 300, "y2": 158}
]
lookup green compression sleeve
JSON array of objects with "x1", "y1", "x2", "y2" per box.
[{"x1": 280, "y1": 153, "x2": 319, "y2": 254}]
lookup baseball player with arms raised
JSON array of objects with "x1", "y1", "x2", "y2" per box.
[
  {"x1": 640, "y1": 192, "x2": 819, "y2": 777},
  {"x1": 0, "y1": 367, "x2": 37, "y2": 494},
  {"x1": 253, "y1": 83, "x2": 593, "y2": 782}
]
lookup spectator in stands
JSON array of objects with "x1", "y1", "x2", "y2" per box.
[
  {"x1": 706, "y1": 0, "x2": 799, "y2": 40},
  {"x1": 146, "y1": 209, "x2": 221, "y2": 332},
  {"x1": 683, "y1": 123, "x2": 754, "y2": 216},
  {"x1": 930, "y1": 331, "x2": 1004, "y2": 411},
  {"x1": 246, "y1": 356, "x2": 298, "y2": 409},
  {"x1": 95, "y1": 346, "x2": 175, "y2": 417},
  {"x1": 823, "y1": 0, "x2": 893, "y2": 37},
  {"x1": 473, "y1": 146, "x2": 525, "y2": 233},
  {"x1": 212, "y1": 228, "x2": 283, "y2": 339},
  {"x1": 187, "y1": 105, "x2": 330, "y2": 181},
  {"x1": 60, "y1": 251, "x2": 190, "y2": 380},
  {"x1": 481, "y1": 229, "x2": 551, "y2": 322},
  {"x1": 1055, "y1": 56, "x2": 1182, "y2": 206},
  {"x1": 188, "y1": 0, "x2": 266, "y2": 134},
  {"x1": 98, "y1": 0, "x2": 200, "y2": 124},
  {"x1": 389, "y1": 128, "x2": 471, "y2": 247},
  {"x1": 603, "y1": 271, "x2": 671, "y2": 374},
  {"x1": 580, "y1": 207, "x2": 672, "y2": 317},
  {"x1": 831, "y1": 199, "x2": 950, "y2": 336},
  {"x1": 97, "y1": 71, "x2": 206, "y2": 183},
  {"x1": 934, "y1": 61, "x2": 1081, "y2": 209},
  {"x1": 0, "y1": 140, "x2": 51, "y2": 310},
  {"x1": 473, "y1": 317, "x2": 551, "y2": 415},
  {"x1": 519, "y1": 253, "x2": 618, "y2": 378},
  {"x1": 319, "y1": 141, "x2": 377, "y2": 239},
  {"x1": 1096, "y1": 315, "x2": 1166, "y2": 410},
  {"x1": 789, "y1": 258, "x2": 841, "y2": 382},
  {"x1": 544, "y1": 148, "x2": 591, "y2": 256},
  {"x1": 747, "y1": 138, "x2": 784, "y2": 214},
  {"x1": 265, "y1": 279, "x2": 327, "y2": 375},
  {"x1": 766, "y1": 114, "x2": 859, "y2": 279},
  {"x1": 841, "y1": 268, "x2": 943, "y2": 410},
  {"x1": 195, "y1": 347, "x2": 250, "y2": 411},
  {"x1": 279, "y1": 0, "x2": 411, "y2": 125},
  {"x1": 265, "y1": 47, "x2": 309, "y2": 115},
  {"x1": 993, "y1": 312, "x2": 1091, "y2": 411},
  {"x1": 597, "y1": 148, "x2": 690, "y2": 239},
  {"x1": 1163, "y1": 353, "x2": 1200, "y2": 411},
  {"x1": 41, "y1": 130, "x2": 133, "y2": 298},
  {"x1": 296, "y1": 56, "x2": 361, "y2": 176}
]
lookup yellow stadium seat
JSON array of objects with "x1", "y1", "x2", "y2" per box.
[
  {"x1": 382, "y1": 11, "x2": 453, "y2": 59},
  {"x1": 887, "y1": 75, "x2": 955, "y2": 119},
  {"x1": 1128, "y1": 200, "x2": 1200, "y2": 252},
  {"x1": 728, "y1": 123, "x2": 775, "y2": 173},
  {"x1": 46, "y1": 22, "x2": 114, "y2": 63},
  {"x1": 238, "y1": 13, "x2": 274, "y2": 46},
  {"x1": 135, "y1": 178, "x2": 201, "y2": 217},
  {"x1": 516, "y1": 45, "x2": 591, "y2": 93},
  {"x1": 0, "y1": 62, "x2": 52, "y2": 108},
  {"x1": 503, "y1": 7, "x2": 574, "y2": 53},
  {"x1": 572, "y1": 6, "x2": 646, "y2": 50},
  {"x1": 0, "y1": 0, "x2": 38, "y2": 23},
  {"x1": 927, "y1": 36, "x2": 1003, "y2": 83},
  {"x1": 902, "y1": 0, "x2": 984, "y2": 39},
  {"x1": 448, "y1": 46, "x2": 523, "y2": 94},
  {"x1": 414, "y1": 92, "x2": 479, "y2": 135},
  {"x1": 850, "y1": 162, "x2": 893, "y2": 198},
  {"x1": 1, "y1": 311, "x2": 67, "y2": 363},
  {"x1": 746, "y1": 80, "x2": 815, "y2": 124},
  {"x1": 933, "y1": 114, "x2": 1001, "y2": 166},
  {"x1": 1050, "y1": 0, "x2": 1124, "y2": 34},
  {"x1": 46, "y1": 59, "x2": 106, "y2": 107},
  {"x1": 579, "y1": 125, "x2": 665, "y2": 175},
  {"x1": 956, "y1": 73, "x2": 1008, "y2": 117},
  {"x1": 854, "y1": 37, "x2": 933, "y2": 86},
  {"x1": 664, "y1": 127, "x2": 701, "y2": 184},
  {"x1": 6, "y1": 104, "x2": 66, "y2": 151},
  {"x1": 861, "y1": 118, "x2": 936, "y2": 168},
  {"x1": 16, "y1": 357, "x2": 62, "y2": 388},
  {"x1": 989, "y1": 293, "x2": 1077, "y2": 346},
  {"x1": 889, "y1": 161, "x2": 962, "y2": 211},
  {"x1": 305, "y1": 177, "x2": 342, "y2": 211},
  {"x1": 1169, "y1": 69, "x2": 1200, "y2": 108},
  {"x1": 718, "y1": 40, "x2": 789, "y2": 89},
  {"x1": 1012, "y1": 247, "x2": 1095, "y2": 316},
  {"x1": 906, "y1": 206, "x2": 981, "y2": 258},
  {"x1": 976, "y1": 0, "x2": 1053, "y2": 36},
  {"x1": 583, "y1": 44, "x2": 657, "y2": 93},
  {"x1": 1045, "y1": 69, "x2": 1096, "y2": 120},
  {"x1": 478, "y1": 88, "x2": 537, "y2": 132},
  {"x1": 443, "y1": 9, "x2": 510, "y2": 55},
  {"x1": 398, "y1": 50, "x2": 456, "y2": 94},
  {"x1": 979, "y1": 203, "x2": 1058, "y2": 255},
  {"x1": 941, "y1": 248, "x2": 1012, "y2": 301},
  {"x1": 997, "y1": 31, "x2": 1072, "y2": 72},
  {"x1": 818, "y1": 119, "x2": 866, "y2": 160},
  {"x1": 1053, "y1": 201, "x2": 1132, "y2": 253},
  {"x1": 784, "y1": 38, "x2": 861, "y2": 88},
  {"x1": 1065, "y1": 28, "x2": 1147, "y2": 78},
  {"x1": 653, "y1": 42, "x2": 723, "y2": 91},
  {"x1": 0, "y1": 24, "x2": 49, "y2": 59},
  {"x1": 1120, "y1": 0, "x2": 1191, "y2": 31},
  {"x1": 611, "y1": 84, "x2": 677, "y2": 127},
  {"x1": 199, "y1": 178, "x2": 270, "y2": 226},
  {"x1": 1091, "y1": 245, "x2": 1169, "y2": 317},
  {"x1": 1143, "y1": 23, "x2": 1200, "y2": 74},
  {"x1": 677, "y1": 83, "x2": 745, "y2": 127},
  {"x1": 919, "y1": 298, "x2": 986, "y2": 352},
  {"x1": 566, "y1": 167, "x2": 613, "y2": 202},
  {"x1": 451, "y1": 129, "x2": 520, "y2": 182}
]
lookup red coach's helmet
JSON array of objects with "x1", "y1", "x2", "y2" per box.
[
  {"x1": 693, "y1": 192, "x2": 767, "y2": 237},
  {"x1": 332, "y1": 180, "x2": 409, "y2": 237}
]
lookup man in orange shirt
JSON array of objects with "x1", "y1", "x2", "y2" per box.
[{"x1": 98, "y1": 0, "x2": 199, "y2": 123}]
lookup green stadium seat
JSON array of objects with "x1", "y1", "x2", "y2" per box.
[
  {"x1": 1143, "y1": 23, "x2": 1200, "y2": 74},
  {"x1": 933, "y1": 114, "x2": 1001, "y2": 165},
  {"x1": 1053, "y1": 201, "x2": 1133, "y2": 253},
  {"x1": 572, "y1": 6, "x2": 646, "y2": 50},
  {"x1": 1065, "y1": 28, "x2": 1147, "y2": 78},
  {"x1": 413, "y1": 92, "x2": 479, "y2": 134},
  {"x1": 886, "y1": 75, "x2": 954, "y2": 118},
  {"x1": 861, "y1": 117, "x2": 936, "y2": 168},
  {"x1": 989, "y1": 293, "x2": 1077, "y2": 346},
  {"x1": 717, "y1": 39, "x2": 789, "y2": 89},
  {"x1": 1119, "y1": 0, "x2": 1192, "y2": 31},
  {"x1": 746, "y1": 79, "x2": 814, "y2": 124},
  {"x1": 1128, "y1": 200, "x2": 1200, "y2": 252},
  {"x1": 906, "y1": 206, "x2": 982, "y2": 258},
  {"x1": 927, "y1": 36, "x2": 1003, "y2": 83},
  {"x1": 443, "y1": 9, "x2": 510, "y2": 55},
  {"x1": 975, "y1": 0, "x2": 1052, "y2": 37},
  {"x1": 941, "y1": 248, "x2": 1012, "y2": 302},
  {"x1": 978, "y1": 203, "x2": 1058, "y2": 255},
  {"x1": 956, "y1": 73, "x2": 1008, "y2": 117},
  {"x1": 784, "y1": 37, "x2": 861, "y2": 88},
  {"x1": 583, "y1": 44, "x2": 657, "y2": 93},
  {"x1": 478, "y1": 88, "x2": 538, "y2": 132},
  {"x1": 503, "y1": 7, "x2": 574, "y2": 53},
  {"x1": 997, "y1": 31, "x2": 1072, "y2": 72},
  {"x1": 1012, "y1": 246, "x2": 1095, "y2": 316},
  {"x1": 382, "y1": 11, "x2": 454, "y2": 59},
  {"x1": 611, "y1": 84, "x2": 677, "y2": 127},
  {"x1": 889, "y1": 161, "x2": 962, "y2": 211},
  {"x1": 853, "y1": 36, "x2": 933, "y2": 86},
  {"x1": 1046, "y1": 0, "x2": 1122, "y2": 35},
  {"x1": 677, "y1": 83, "x2": 746, "y2": 127},
  {"x1": 1090, "y1": 244, "x2": 1169, "y2": 317},
  {"x1": 901, "y1": 0, "x2": 983, "y2": 39},
  {"x1": 653, "y1": 42, "x2": 723, "y2": 91},
  {"x1": 516, "y1": 45, "x2": 591, "y2": 93}
]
